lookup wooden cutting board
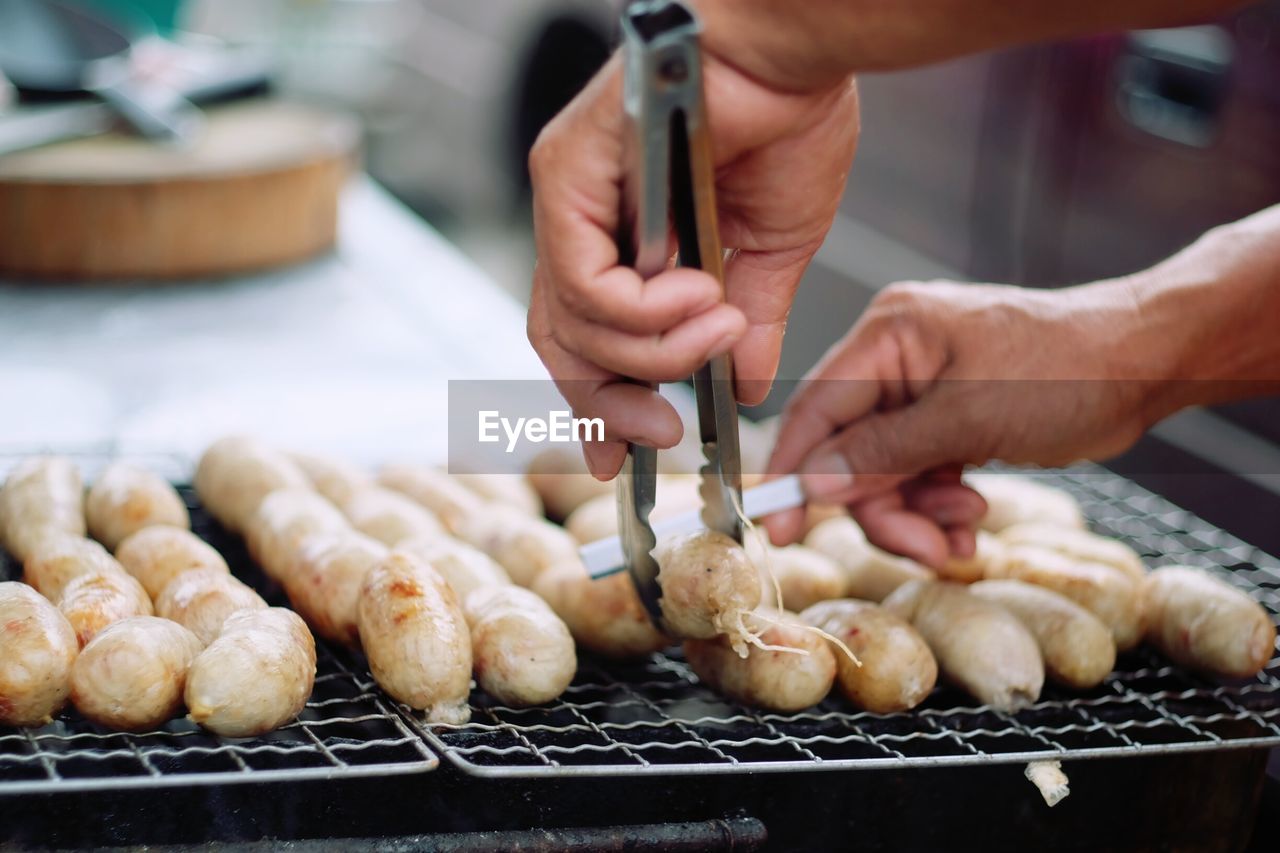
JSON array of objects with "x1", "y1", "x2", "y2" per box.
[{"x1": 0, "y1": 99, "x2": 360, "y2": 281}]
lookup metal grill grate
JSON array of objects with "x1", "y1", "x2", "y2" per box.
[
  {"x1": 0, "y1": 484, "x2": 439, "y2": 795},
  {"x1": 421, "y1": 465, "x2": 1280, "y2": 777}
]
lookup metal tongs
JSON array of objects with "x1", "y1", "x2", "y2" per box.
[{"x1": 610, "y1": 0, "x2": 743, "y2": 629}]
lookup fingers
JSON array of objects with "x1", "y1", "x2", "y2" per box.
[
  {"x1": 849, "y1": 491, "x2": 952, "y2": 570},
  {"x1": 545, "y1": 274, "x2": 748, "y2": 381},
  {"x1": 724, "y1": 245, "x2": 823, "y2": 405},
  {"x1": 528, "y1": 280, "x2": 684, "y2": 479}
]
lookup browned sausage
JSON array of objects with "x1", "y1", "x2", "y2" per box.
[{"x1": 0, "y1": 581, "x2": 79, "y2": 727}]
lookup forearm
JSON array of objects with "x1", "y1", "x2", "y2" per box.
[
  {"x1": 695, "y1": 0, "x2": 1247, "y2": 90},
  {"x1": 1117, "y1": 205, "x2": 1280, "y2": 422}
]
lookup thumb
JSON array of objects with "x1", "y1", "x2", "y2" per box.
[{"x1": 797, "y1": 400, "x2": 959, "y2": 505}]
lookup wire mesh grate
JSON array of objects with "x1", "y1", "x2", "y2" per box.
[
  {"x1": 0, "y1": 483, "x2": 439, "y2": 795},
  {"x1": 421, "y1": 464, "x2": 1280, "y2": 777}
]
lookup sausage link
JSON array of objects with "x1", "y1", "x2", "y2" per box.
[
  {"x1": 282, "y1": 531, "x2": 387, "y2": 647},
  {"x1": 341, "y1": 487, "x2": 444, "y2": 547},
  {"x1": 0, "y1": 457, "x2": 85, "y2": 564},
  {"x1": 245, "y1": 488, "x2": 348, "y2": 580},
  {"x1": 115, "y1": 526, "x2": 229, "y2": 600},
  {"x1": 85, "y1": 463, "x2": 189, "y2": 551},
  {"x1": 531, "y1": 561, "x2": 668, "y2": 659},
  {"x1": 463, "y1": 585, "x2": 575, "y2": 706},
  {"x1": 194, "y1": 436, "x2": 310, "y2": 534},
  {"x1": 156, "y1": 568, "x2": 267, "y2": 646},
  {"x1": 70, "y1": 616, "x2": 202, "y2": 731},
  {"x1": 358, "y1": 552, "x2": 472, "y2": 724},
  {"x1": 185, "y1": 608, "x2": 316, "y2": 737},
  {"x1": 0, "y1": 581, "x2": 79, "y2": 727}
]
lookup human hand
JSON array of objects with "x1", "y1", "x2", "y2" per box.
[
  {"x1": 764, "y1": 278, "x2": 1164, "y2": 567},
  {"x1": 527, "y1": 47, "x2": 859, "y2": 479}
]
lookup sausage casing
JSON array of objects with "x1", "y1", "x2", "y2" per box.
[
  {"x1": 290, "y1": 452, "x2": 374, "y2": 506},
  {"x1": 994, "y1": 545, "x2": 1143, "y2": 650},
  {"x1": 245, "y1": 488, "x2": 348, "y2": 580},
  {"x1": 156, "y1": 568, "x2": 268, "y2": 646},
  {"x1": 0, "y1": 581, "x2": 79, "y2": 727},
  {"x1": 970, "y1": 579, "x2": 1116, "y2": 689},
  {"x1": 358, "y1": 552, "x2": 472, "y2": 723},
  {"x1": 378, "y1": 464, "x2": 484, "y2": 535},
  {"x1": 59, "y1": 568, "x2": 153, "y2": 647},
  {"x1": 194, "y1": 436, "x2": 311, "y2": 534},
  {"x1": 531, "y1": 561, "x2": 669, "y2": 659},
  {"x1": 884, "y1": 580, "x2": 1044, "y2": 711},
  {"x1": 800, "y1": 599, "x2": 937, "y2": 713},
  {"x1": 341, "y1": 487, "x2": 445, "y2": 547},
  {"x1": 653, "y1": 530, "x2": 762, "y2": 655},
  {"x1": 185, "y1": 608, "x2": 316, "y2": 737},
  {"x1": 457, "y1": 505, "x2": 579, "y2": 587},
  {"x1": 115, "y1": 526, "x2": 229, "y2": 600},
  {"x1": 685, "y1": 609, "x2": 836, "y2": 712},
  {"x1": 804, "y1": 517, "x2": 933, "y2": 602},
  {"x1": 0, "y1": 457, "x2": 85, "y2": 564},
  {"x1": 397, "y1": 535, "x2": 511, "y2": 601},
  {"x1": 70, "y1": 616, "x2": 202, "y2": 731},
  {"x1": 464, "y1": 585, "x2": 576, "y2": 706},
  {"x1": 85, "y1": 463, "x2": 189, "y2": 551},
  {"x1": 1142, "y1": 566, "x2": 1276, "y2": 678},
  {"x1": 282, "y1": 531, "x2": 388, "y2": 647}
]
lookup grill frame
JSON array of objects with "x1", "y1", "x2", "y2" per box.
[{"x1": 420, "y1": 464, "x2": 1280, "y2": 778}]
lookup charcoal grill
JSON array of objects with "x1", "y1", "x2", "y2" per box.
[{"x1": 2, "y1": 454, "x2": 1279, "y2": 851}]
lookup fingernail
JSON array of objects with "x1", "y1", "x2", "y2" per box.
[{"x1": 800, "y1": 453, "x2": 854, "y2": 498}]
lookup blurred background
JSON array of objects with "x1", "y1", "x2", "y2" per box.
[{"x1": 2, "y1": 0, "x2": 1279, "y2": 551}]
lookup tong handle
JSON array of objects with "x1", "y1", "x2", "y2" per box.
[{"x1": 616, "y1": 0, "x2": 743, "y2": 624}]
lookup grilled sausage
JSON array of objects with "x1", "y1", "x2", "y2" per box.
[
  {"x1": 803, "y1": 517, "x2": 933, "y2": 602},
  {"x1": 58, "y1": 568, "x2": 153, "y2": 647},
  {"x1": 652, "y1": 530, "x2": 762, "y2": 656},
  {"x1": 85, "y1": 463, "x2": 189, "y2": 551},
  {"x1": 965, "y1": 472, "x2": 1084, "y2": 533},
  {"x1": 69, "y1": 616, "x2": 202, "y2": 731},
  {"x1": 564, "y1": 476, "x2": 702, "y2": 544},
  {"x1": 800, "y1": 599, "x2": 938, "y2": 713},
  {"x1": 0, "y1": 457, "x2": 85, "y2": 564},
  {"x1": 156, "y1": 568, "x2": 268, "y2": 646},
  {"x1": 358, "y1": 552, "x2": 472, "y2": 724},
  {"x1": 1142, "y1": 566, "x2": 1276, "y2": 678},
  {"x1": 23, "y1": 534, "x2": 120, "y2": 602},
  {"x1": 531, "y1": 561, "x2": 669, "y2": 659},
  {"x1": 998, "y1": 523, "x2": 1146, "y2": 583},
  {"x1": 524, "y1": 447, "x2": 612, "y2": 522},
  {"x1": 290, "y1": 452, "x2": 374, "y2": 506},
  {"x1": 282, "y1": 531, "x2": 387, "y2": 647},
  {"x1": 463, "y1": 585, "x2": 576, "y2": 707},
  {"x1": 194, "y1": 436, "x2": 311, "y2": 534},
  {"x1": 993, "y1": 545, "x2": 1143, "y2": 650},
  {"x1": 454, "y1": 473, "x2": 543, "y2": 517},
  {"x1": 396, "y1": 535, "x2": 511, "y2": 601},
  {"x1": 377, "y1": 464, "x2": 485, "y2": 535},
  {"x1": 883, "y1": 580, "x2": 1044, "y2": 711},
  {"x1": 684, "y1": 609, "x2": 836, "y2": 712},
  {"x1": 970, "y1": 579, "x2": 1116, "y2": 689},
  {"x1": 115, "y1": 526, "x2": 229, "y2": 600},
  {"x1": 341, "y1": 487, "x2": 445, "y2": 547},
  {"x1": 245, "y1": 488, "x2": 348, "y2": 580},
  {"x1": 185, "y1": 607, "x2": 316, "y2": 737},
  {"x1": 751, "y1": 535, "x2": 846, "y2": 613},
  {"x1": 457, "y1": 505, "x2": 580, "y2": 586},
  {"x1": 0, "y1": 581, "x2": 79, "y2": 727}
]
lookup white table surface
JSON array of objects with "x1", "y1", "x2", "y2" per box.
[{"x1": 0, "y1": 178, "x2": 548, "y2": 474}]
